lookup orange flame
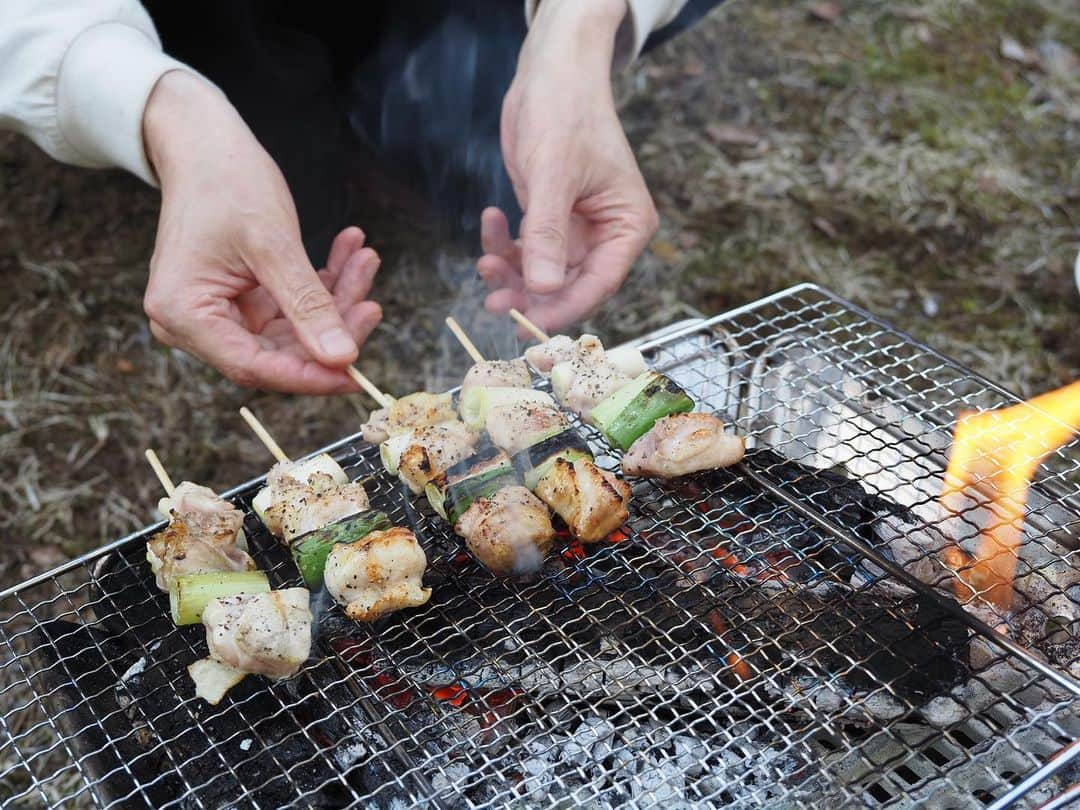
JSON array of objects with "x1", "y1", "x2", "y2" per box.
[{"x1": 940, "y1": 380, "x2": 1080, "y2": 612}]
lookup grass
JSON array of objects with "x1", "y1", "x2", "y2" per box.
[{"x1": 0, "y1": 0, "x2": 1077, "y2": 803}]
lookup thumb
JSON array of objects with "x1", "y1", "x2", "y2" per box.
[
  {"x1": 258, "y1": 246, "x2": 358, "y2": 367},
  {"x1": 521, "y1": 168, "x2": 574, "y2": 294}
]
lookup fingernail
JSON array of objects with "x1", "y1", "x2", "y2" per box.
[
  {"x1": 528, "y1": 261, "x2": 564, "y2": 293},
  {"x1": 319, "y1": 328, "x2": 356, "y2": 358}
]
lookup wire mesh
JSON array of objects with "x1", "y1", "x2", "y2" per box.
[{"x1": 1, "y1": 283, "x2": 1077, "y2": 809}]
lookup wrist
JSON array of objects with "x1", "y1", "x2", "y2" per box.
[
  {"x1": 533, "y1": 0, "x2": 626, "y2": 32},
  {"x1": 143, "y1": 71, "x2": 246, "y2": 187},
  {"x1": 524, "y1": 0, "x2": 626, "y2": 76}
]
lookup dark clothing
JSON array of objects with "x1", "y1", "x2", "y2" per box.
[{"x1": 144, "y1": 1, "x2": 722, "y2": 261}]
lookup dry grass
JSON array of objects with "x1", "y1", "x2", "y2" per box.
[{"x1": 0, "y1": 0, "x2": 1077, "y2": 804}]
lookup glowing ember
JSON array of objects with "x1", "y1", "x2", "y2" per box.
[{"x1": 940, "y1": 381, "x2": 1080, "y2": 613}]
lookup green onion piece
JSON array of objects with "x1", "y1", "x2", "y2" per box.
[
  {"x1": 432, "y1": 464, "x2": 519, "y2": 526},
  {"x1": 169, "y1": 571, "x2": 270, "y2": 625},
  {"x1": 590, "y1": 371, "x2": 694, "y2": 450},
  {"x1": 290, "y1": 511, "x2": 393, "y2": 588}
]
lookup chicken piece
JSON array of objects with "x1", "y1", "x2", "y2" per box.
[
  {"x1": 535, "y1": 458, "x2": 631, "y2": 543},
  {"x1": 202, "y1": 588, "x2": 312, "y2": 679},
  {"x1": 551, "y1": 335, "x2": 633, "y2": 422},
  {"x1": 485, "y1": 402, "x2": 568, "y2": 456},
  {"x1": 256, "y1": 455, "x2": 349, "y2": 537},
  {"x1": 621, "y1": 413, "x2": 745, "y2": 478},
  {"x1": 461, "y1": 359, "x2": 532, "y2": 395},
  {"x1": 264, "y1": 472, "x2": 371, "y2": 543},
  {"x1": 526, "y1": 334, "x2": 646, "y2": 379},
  {"x1": 524, "y1": 335, "x2": 576, "y2": 373},
  {"x1": 147, "y1": 511, "x2": 254, "y2": 592},
  {"x1": 325, "y1": 527, "x2": 431, "y2": 621},
  {"x1": 397, "y1": 422, "x2": 478, "y2": 494},
  {"x1": 455, "y1": 486, "x2": 554, "y2": 575},
  {"x1": 362, "y1": 392, "x2": 456, "y2": 444},
  {"x1": 157, "y1": 481, "x2": 238, "y2": 522}
]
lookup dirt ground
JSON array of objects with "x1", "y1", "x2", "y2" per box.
[{"x1": 0, "y1": 0, "x2": 1076, "y2": 802}]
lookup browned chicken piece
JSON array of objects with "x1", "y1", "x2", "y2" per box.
[
  {"x1": 362, "y1": 392, "x2": 456, "y2": 444},
  {"x1": 461, "y1": 359, "x2": 532, "y2": 395},
  {"x1": 325, "y1": 527, "x2": 431, "y2": 621},
  {"x1": 147, "y1": 510, "x2": 255, "y2": 592},
  {"x1": 455, "y1": 486, "x2": 554, "y2": 575},
  {"x1": 157, "y1": 481, "x2": 240, "y2": 523},
  {"x1": 526, "y1": 334, "x2": 646, "y2": 379},
  {"x1": 534, "y1": 458, "x2": 630, "y2": 543},
  {"x1": 202, "y1": 588, "x2": 312, "y2": 679},
  {"x1": 485, "y1": 401, "x2": 568, "y2": 456},
  {"x1": 621, "y1": 413, "x2": 745, "y2": 478},
  {"x1": 264, "y1": 472, "x2": 371, "y2": 544},
  {"x1": 524, "y1": 335, "x2": 576, "y2": 372},
  {"x1": 397, "y1": 422, "x2": 479, "y2": 494},
  {"x1": 549, "y1": 335, "x2": 633, "y2": 422}
]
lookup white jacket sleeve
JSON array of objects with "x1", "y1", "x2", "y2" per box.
[
  {"x1": 0, "y1": 0, "x2": 195, "y2": 184},
  {"x1": 525, "y1": 0, "x2": 690, "y2": 67}
]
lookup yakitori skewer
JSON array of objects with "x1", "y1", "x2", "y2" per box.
[
  {"x1": 445, "y1": 319, "x2": 630, "y2": 543},
  {"x1": 236, "y1": 406, "x2": 430, "y2": 619},
  {"x1": 509, "y1": 317, "x2": 745, "y2": 479},
  {"x1": 141, "y1": 448, "x2": 261, "y2": 627}
]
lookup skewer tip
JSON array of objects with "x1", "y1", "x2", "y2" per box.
[
  {"x1": 238, "y1": 406, "x2": 290, "y2": 464},
  {"x1": 509, "y1": 308, "x2": 550, "y2": 342},
  {"x1": 445, "y1": 316, "x2": 486, "y2": 364},
  {"x1": 346, "y1": 366, "x2": 393, "y2": 408},
  {"x1": 144, "y1": 448, "x2": 177, "y2": 497}
]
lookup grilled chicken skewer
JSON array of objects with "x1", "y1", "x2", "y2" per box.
[
  {"x1": 189, "y1": 587, "x2": 314, "y2": 704},
  {"x1": 240, "y1": 408, "x2": 431, "y2": 621},
  {"x1": 510, "y1": 310, "x2": 745, "y2": 478},
  {"x1": 446, "y1": 320, "x2": 630, "y2": 543},
  {"x1": 143, "y1": 450, "x2": 256, "y2": 593}
]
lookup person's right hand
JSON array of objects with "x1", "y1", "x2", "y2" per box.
[{"x1": 141, "y1": 71, "x2": 382, "y2": 394}]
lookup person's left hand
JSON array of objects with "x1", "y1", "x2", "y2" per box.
[{"x1": 478, "y1": 0, "x2": 658, "y2": 334}]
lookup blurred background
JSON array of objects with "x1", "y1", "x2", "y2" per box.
[{"x1": 1, "y1": 0, "x2": 1077, "y2": 591}]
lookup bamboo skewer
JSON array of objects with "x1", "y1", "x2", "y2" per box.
[
  {"x1": 239, "y1": 406, "x2": 290, "y2": 463},
  {"x1": 445, "y1": 316, "x2": 485, "y2": 363},
  {"x1": 347, "y1": 366, "x2": 393, "y2": 408},
  {"x1": 509, "y1": 308, "x2": 550, "y2": 342},
  {"x1": 144, "y1": 448, "x2": 177, "y2": 497}
]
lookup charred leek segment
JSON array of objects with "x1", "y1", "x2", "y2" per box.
[
  {"x1": 590, "y1": 371, "x2": 694, "y2": 450},
  {"x1": 459, "y1": 387, "x2": 555, "y2": 430},
  {"x1": 169, "y1": 571, "x2": 270, "y2": 625},
  {"x1": 512, "y1": 429, "x2": 593, "y2": 490},
  {"x1": 426, "y1": 462, "x2": 518, "y2": 525},
  {"x1": 290, "y1": 511, "x2": 393, "y2": 588}
]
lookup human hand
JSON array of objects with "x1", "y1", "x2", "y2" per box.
[
  {"x1": 141, "y1": 72, "x2": 382, "y2": 394},
  {"x1": 479, "y1": 0, "x2": 658, "y2": 334}
]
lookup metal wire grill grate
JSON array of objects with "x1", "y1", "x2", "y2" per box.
[{"x1": 1, "y1": 283, "x2": 1077, "y2": 809}]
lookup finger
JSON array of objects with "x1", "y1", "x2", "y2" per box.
[
  {"x1": 520, "y1": 167, "x2": 575, "y2": 294},
  {"x1": 484, "y1": 287, "x2": 530, "y2": 315},
  {"x1": 325, "y1": 226, "x2": 366, "y2": 278},
  {"x1": 250, "y1": 241, "x2": 358, "y2": 367},
  {"x1": 342, "y1": 300, "x2": 383, "y2": 346},
  {"x1": 480, "y1": 207, "x2": 521, "y2": 265},
  {"x1": 519, "y1": 225, "x2": 644, "y2": 331},
  {"x1": 477, "y1": 254, "x2": 524, "y2": 291},
  {"x1": 333, "y1": 248, "x2": 381, "y2": 310}
]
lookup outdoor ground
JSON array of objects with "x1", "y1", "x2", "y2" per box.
[{"x1": 0, "y1": 0, "x2": 1076, "y2": 803}]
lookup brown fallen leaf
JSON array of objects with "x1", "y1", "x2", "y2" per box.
[
  {"x1": 706, "y1": 123, "x2": 763, "y2": 147},
  {"x1": 808, "y1": 2, "x2": 841, "y2": 23},
  {"x1": 115, "y1": 358, "x2": 135, "y2": 374},
  {"x1": 678, "y1": 232, "x2": 700, "y2": 250}
]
